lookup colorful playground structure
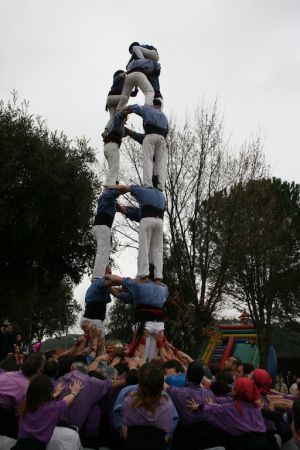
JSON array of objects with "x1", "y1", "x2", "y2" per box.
[
  {"x1": 200, "y1": 321, "x2": 278, "y2": 376},
  {"x1": 201, "y1": 323, "x2": 260, "y2": 368}
]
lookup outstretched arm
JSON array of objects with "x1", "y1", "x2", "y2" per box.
[
  {"x1": 105, "y1": 274, "x2": 124, "y2": 286},
  {"x1": 105, "y1": 184, "x2": 130, "y2": 194}
]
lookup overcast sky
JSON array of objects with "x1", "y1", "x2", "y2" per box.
[{"x1": 1, "y1": 0, "x2": 300, "y2": 322}]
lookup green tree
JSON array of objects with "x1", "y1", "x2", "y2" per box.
[
  {"x1": 213, "y1": 178, "x2": 300, "y2": 367},
  {"x1": 0, "y1": 95, "x2": 100, "y2": 337}
]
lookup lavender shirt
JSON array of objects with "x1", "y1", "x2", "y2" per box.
[
  {"x1": 203, "y1": 400, "x2": 266, "y2": 436},
  {"x1": 167, "y1": 383, "x2": 213, "y2": 426},
  {"x1": 122, "y1": 395, "x2": 174, "y2": 433},
  {"x1": 56, "y1": 370, "x2": 112, "y2": 428},
  {"x1": 18, "y1": 400, "x2": 67, "y2": 444},
  {"x1": 0, "y1": 371, "x2": 29, "y2": 412}
]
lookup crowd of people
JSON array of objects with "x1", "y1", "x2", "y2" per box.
[{"x1": 0, "y1": 347, "x2": 300, "y2": 450}]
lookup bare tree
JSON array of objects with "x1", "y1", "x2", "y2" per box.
[{"x1": 110, "y1": 101, "x2": 267, "y2": 354}]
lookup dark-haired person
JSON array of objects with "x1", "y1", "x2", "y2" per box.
[
  {"x1": 195, "y1": 377, "x2": 268, "y2": 449},
  {"x1": 43, "y1": 358, "x2": 59, "y2": 384},
  {"x1": 104, "y1": 70, "x2": 138, "y2": 132},
  {"x1": 161, "y1": 360, "x2": 186, "y2": 388},
  {"x1": 122, "y1": 101, "x2": 168, "y2": 191},
  {"x1": 0, "y1": 355, "x2": 18, "y2": 373},
  {"x1": 128, "y1": 42, "x2": 159, "y2": 63},
  {"x1": 236, "y1": 362, "x2": 254, "y2": 379},
  {"x1": 55, "y1": 361, "x2": 125, "y2": 441},
  {"x1": 0, "y1": 354, "x2": 44, "y2": 445},
  {"x1": 12, "y1": 374, "x2": 83, "y2": 450},
  {"x1": 164, "y1": 361, "x2": 212, "y2": 426},
  {"x1": 117, "y1": 58, "x2": 162, "y2": 112},
  {"x1": 121, "y1": 363, "x2": 174, "y2": 450},
  {"x1": 165, "y1": 361, "x2": 228, "y2": 449}
]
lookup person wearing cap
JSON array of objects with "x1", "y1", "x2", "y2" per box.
[
  {"x1": 104, "y1": 70, "x2": 138, "y2": 132},
  {"x1": 123, "y1": 101, "x2": 168, "y2": 191},
  {"x1": 116, "y1": 59, "x2": 157, "y2": 111},
  {"x1": 199, "y1": 377, "x2": 268, "y2": 448},
  {"x1": 107, "y1": 184, "x2": 166, "y2": 280},
  {"x1": 127, "y1": 42, "x2": 159, "y2": 64},
  {"x1": 103, "y1": 111, "x2": 127, "y2": 186}
]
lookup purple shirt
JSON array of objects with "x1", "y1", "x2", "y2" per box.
[
  {"x1": 0, "y1": 371, "x2": 29, "y2": 412},
  {"x1": 167, "y1": 383, "x2": 213, "y2": 426},
  {"x1": 56, "y1": 370, "x2": 112, "y2": 429},
  {"x1": 18, "y1": 400, "x2": 67, "y2": 444},
  {"x1": 122, "y1": 395, "x2": 173, "y2": 433},
  {"x1": 203, "y1": 401, "x2": 266, "y2": 436}
]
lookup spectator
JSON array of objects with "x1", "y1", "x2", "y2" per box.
[
  {"x1": 55, "y1": 360, "x2": 125, "y2": 438},
  {"x1": 0, "y1": 353, "x2": 44, "y2": 413},
  {"x1": 275, "y1": 375, "x2": 288, "y2": 394},
  {"x1": 12, "y1": 374, "x2": 83, "y2": 449},
  {"x1": 290, "y1": 377, "x2": 300, "y2": 396},
  {"x1": 236, "y1": 362, "x2": 254, "y2": 379},
  {"x1": 121, "y1": 363, "x2": 174, "y2": 449},
  {"x1": 161, "y1": 360, "x2": 186, "y2": 388}
]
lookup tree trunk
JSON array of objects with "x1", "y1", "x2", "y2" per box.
[{"x1": 257, "y1": 325, "x2": 271, "y2": 369}]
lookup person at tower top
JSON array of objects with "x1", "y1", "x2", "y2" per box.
[
  {"x1": 116, "y1": 60, "x2": 156, "y2": 111},
  {"x1": 127, "y1": 42, "x2": 159, "y2": 64},
  {"x1": 123, "y1": 100, "x2": 168, "y2": 191}
]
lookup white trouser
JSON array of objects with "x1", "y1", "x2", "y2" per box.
[
  {"x1": 105, "y1": 94, "x2": 127, "y2": 129},
  {"x1": 117, "y1": 72, "x2": 154, "y2": 110},
  {"x1": 47, "y1": 426, "x2": 82, "y2": 450},
  {"x1": 138, "y1": 217, "x2": 163, "y2": 280},
  {"x1": 132, "y1": 45, "x2": 159, "y2": 62},
  {"x1": 143, "y1": 134, "x2": 167, "y2": 190},
  {"x1": 144, "y1": 321, "x2": 164, "y2": 362},
  {"x1": 0, "y1": 435, "x2": 17, "y2": 450},
  {"x1": 91, "y1": 225, "x2": 111, "y2": 280},
  {"x1": 104, "y1": 141, "x2": 120, "y2": 185}
]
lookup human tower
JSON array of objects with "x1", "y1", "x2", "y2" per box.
[{"x1": 81, "y1": 42, "x2": 169, "y2": 364}]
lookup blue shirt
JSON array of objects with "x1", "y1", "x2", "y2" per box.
[
  {"x1": 128, "y1": 104, "x2": 168, "y2": 131},
  {"x1": 113, "y1": 384, "x2": 179, "y2": 434},
  {"x1": 121, "y1": 278, "x2": 168, "y2": 308},
  {"x1": 96, "y1": 190, "x2": 119, "y2": 218},
  {"x1": 130, "y1": 185, "x2": 166, "y2": 210},
  {"x1": 107, "y1": 112, "x2": 127, "y2": 138},
  {"x1": 127, "y1": 59, "x2": 160, "y2": 75},
  {"x1": 165, "y1": 373, "x2": 186, "y2": 388},
  {"x1": 85, "y1": 278, "x2": 111, "y2": 305}
]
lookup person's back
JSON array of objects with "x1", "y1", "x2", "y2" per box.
[
  {"x1": 122, "y1": 364, "x2": 173, "y2": 450},
  {"x1": 0, "y1": 353, "x2": 44, "y2": 413},
  {"x1": 55, "y1": 365, "x2": 112, "y2": 429},
  {"x1": 166, "y1": 361, "x2": 213, "y2": 426}
]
